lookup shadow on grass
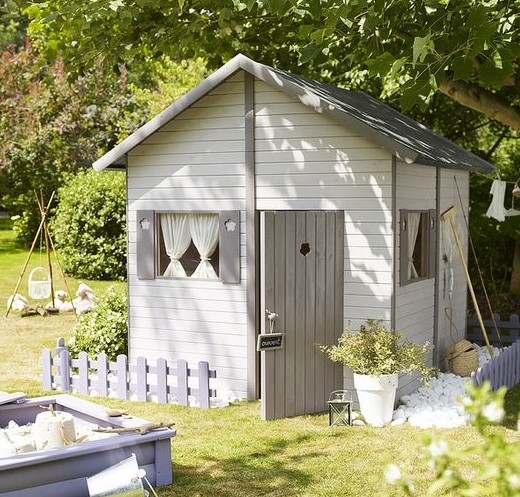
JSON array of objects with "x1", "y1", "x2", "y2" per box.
[
  {"x1": 172, "y1": 433, "x2": 319, "y2": 496},
  {"x1": 504, "y1": 382, "x2": 520, "y2": 429}
]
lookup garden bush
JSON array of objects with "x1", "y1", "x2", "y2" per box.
[
  {"x1": 68, "y1": 286, "x2": 128, "y2": 361},
  {"x1": 51, "y1": 169, "x2": 126, "y2": 280}
]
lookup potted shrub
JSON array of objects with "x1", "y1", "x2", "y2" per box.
[{"x1": 320, "y1": 319, "x2": 433, "y2": 426}]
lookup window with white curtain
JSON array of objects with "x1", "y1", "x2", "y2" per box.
[
  {"x1": 399, "y1": 209, "x2": 436, "y2": 286},
  {"x1": 157, "y1": 213, "x2": 220, "y2": 279}
]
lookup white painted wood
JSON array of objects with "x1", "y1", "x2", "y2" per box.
[
  {"x1": 394, "y1": 161, "x2": 437, "y2": 398},
  {"x1": 126, "y1": 73, "x2": 249, "y2": 401},
  {"x1": 436, "y1": 169, "x2": 470, "y2": 366}
]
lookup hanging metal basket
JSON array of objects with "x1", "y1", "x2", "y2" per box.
[{"x1": 28, "y1": 266, "x2": 51, "y2": 300}]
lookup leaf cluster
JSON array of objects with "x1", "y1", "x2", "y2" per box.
[
  {"x1": 68, "y1": 286, "x2": 128, "y2": 361},
  {"x1": 390, "y1": 382, "x2": 520, "y2": 496},
  {"x1": 319, "y1": 319, "x2": 434, "y2": 377},
  {"x1": 50, "y1": 169, "x2": 127, "y2": 281},
  {"x1": 0, "y1": 42, "x2": 141, "y2": 245}
]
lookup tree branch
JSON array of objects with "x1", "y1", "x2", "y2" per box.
[{"x1": 439, "y1": 78, "x2": 520, "y2": 132}]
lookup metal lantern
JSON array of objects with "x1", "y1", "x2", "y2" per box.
[{"x1": 327, "y1": 390, "x2": 352, "y2": 427}]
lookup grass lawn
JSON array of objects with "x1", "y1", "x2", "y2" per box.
[{"x1": 1, "y1": 219, "x2": 520, "y2": 496}]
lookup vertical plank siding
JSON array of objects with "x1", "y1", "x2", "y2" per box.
[{"x1": 40, "y1": 340, "x2": 216, "y2": 408}]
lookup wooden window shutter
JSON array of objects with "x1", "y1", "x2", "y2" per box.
[
  {"x1": 399, "y1": 210, "x2": 409, "y2": 286},
  {"x1": 428, "y1": 209, "x2": 437, "y2": 278},
  {"x1": 136, "y1": 210, "x2": 155, "y2": 279},
  {"x1": 219, "y1": 211, "x2": 240, "y2": 283}
]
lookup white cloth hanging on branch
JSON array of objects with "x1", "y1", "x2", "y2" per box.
[{"x1": 485, "y1": 179, "x2": 507, "y2": 222}]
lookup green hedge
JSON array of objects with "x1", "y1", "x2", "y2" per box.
[
  {"x1": 68, "y1": 286, "x2": 128, "y2": 361},
  {"x1": 51, "y1": 169, "x2": 126, "y2": 281}
]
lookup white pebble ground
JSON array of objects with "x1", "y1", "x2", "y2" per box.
[{"x1": 391, "y1": 345, "x2": 501, "y2": 429}]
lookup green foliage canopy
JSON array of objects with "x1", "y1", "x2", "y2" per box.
[
  {"x1": 22, "y1": 0, "x2": 520, "y2": 130},
  {"x1": 0, "y1": 41, "x2": 141, "y2": 244}
]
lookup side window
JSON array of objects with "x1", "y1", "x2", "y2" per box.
[
  {"x1": 136, "y1": 210, "x2": 240, "y2": 283},
  {"x1": 400, "y1": 210, "x2": 436, "y2": 286}
]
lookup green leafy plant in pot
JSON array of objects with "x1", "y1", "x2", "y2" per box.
[{"x1": 320, "y1": 319, "x2": 434, "y2": 426}]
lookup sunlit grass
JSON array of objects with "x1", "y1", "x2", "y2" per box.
[{"x1": 1, "y1": 220, "x2": 520, "y2": 496}]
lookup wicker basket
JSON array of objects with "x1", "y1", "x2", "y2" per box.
[{"x1": 445, "y1": 340, "x2": 479, "y2": 377}]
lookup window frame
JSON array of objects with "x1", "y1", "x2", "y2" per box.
[
  {"x1": 399, "y1": 209, "x2": 436, "y2": 286},
  {"x1": 135, "y1": 209, "x2": 240, "y2": 284}
]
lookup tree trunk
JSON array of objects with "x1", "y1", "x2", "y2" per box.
[
  {"x1": 439, "y1": 79, "x2": 520, "y2": 132},
  {"x1": 509, "y1": 239, "x2": 520, "y2": 295}
]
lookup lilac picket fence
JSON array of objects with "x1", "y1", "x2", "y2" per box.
[
  {"x1": 467, "y1": 314, "x2": 520, "y2": 390},
  {"x1": 471, "y1": 340, "x2": 520, "y2": 390},
  {"x1": 41, "y1": 338, "x2": 217, "y2": 408}
]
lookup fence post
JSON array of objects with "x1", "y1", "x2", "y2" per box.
[
  {"x1": 198, "y1": 361, "x2": 210, "y2": 409},
  {"x1": 97, "y1": 353, "x2": 109, "y2": 397},
  {"x1": 157, "y1": 358, "x2": 168, "y2": 404},
  {"x1": 116, "y1": 355, "x2": 128, "y2": 399},
  {"x1": 177, "y1": 359, "x2": 188, "y2": 406},
  {"x1": 41, "y1": 349, "x2": 53, "y2": 391},
  {"x1": 78, "y1": 351, "x2": 89, "y2": 395},
  {"x1": 58, "y1": 348, "x2": 71, "y2": 392},
  {"x1": 136, "y1": 356, "x2": 148, "y2": 402}
]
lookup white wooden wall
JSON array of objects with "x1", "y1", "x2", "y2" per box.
[
  {"x1": 394, "y1": 161, "x2": 437, "y2": 397},
  {"x1": 437, "y1": 168, "x2": 469, "y2": 369},
  {"x1": 254, "y1": 79, "x2": 394, "y2": 395},
  {"x1": 127, "y1": 73, "x2": 249, "y2": 399},
  {"x1": 125, "y1": 69, "x2": 467, "y2": 404},
  {"x1": 254, "y1": 80, "x2": 394, "y2": 326}
]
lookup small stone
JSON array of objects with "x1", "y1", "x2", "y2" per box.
[{"x1": 352, "y1": 419, "x2": 365, "y2": 426}]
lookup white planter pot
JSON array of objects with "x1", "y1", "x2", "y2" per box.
[{"x1": 353, "y1": 372, "x2": 398, "y2": 426}]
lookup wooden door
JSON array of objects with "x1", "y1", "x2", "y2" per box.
[{"x1": 260, "y1": 211, "x2": 344, "y2": 420}]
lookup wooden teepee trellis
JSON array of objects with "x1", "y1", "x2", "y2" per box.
[{"x1": 5, "y1": 192, "x2": 74, "y2": 317}]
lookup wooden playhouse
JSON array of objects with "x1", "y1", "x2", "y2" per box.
[{"x1": 93, "y1": 54, "x2": 494, "y2": 420}]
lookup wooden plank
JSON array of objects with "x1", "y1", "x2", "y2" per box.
[
  {"x1": 335, "y1": 211, "x2": 345, "y2": 388},
  {"x1": 314, "y1": 211, "x2": 327, "y2": 412},
  {"x1": 97, "y1": 353, "x2": 109, "y2": 397},
  {"x1": 136, "y1": 210, "x2": 155, "y2": 280},
  {"x1": 198, "y1": 361, "x2": 211, "y2": 409},
  {"x1": 273, "y1": 211, "x2": 286, "y2": 419},
  {"x1": 77, "y1": 352, "x2": 89, "y2": 395},
  {"x1": 260, "y1": 212, "x2": 273, "y2": 419},
  {"x1": 116, "y1": 355, "x2": 128, "y2": 400},
  {"x1": 136, "y1": 356, "x2": 148, "y2": 402},
  {"x1": 284, "y1": 211, "x2": 297, "y2": 417},
  {"x1": 294, "y1": 212, "x2": 307, "y2": 415},
  {"x1": 41, "y1": 350, "x2": 52, "y2": 391},
  {"x1": 177, "y1": 359, "x2": 189, "y2": 406},
  {"x1": 304, "y1": 211, "x2": 317, "y2": 414},
  {"x1": 156, "y1": 358, "x2": 168, "y2": 404},
  {"x1": 58, "y1": 349, "x2": 70, "y2": 392},
  {"x1": 324, "y1": 212, "x2": 336, "y2": 397}
]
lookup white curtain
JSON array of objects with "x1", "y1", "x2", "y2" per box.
[
  {"x1": 407, "y1": 212, "x2": 421, "y2": 279},
  {"x1": 160, "y1": 214, "x2": 192, "y2": 277},
  {"x1": 189, "y1": 214, "x2": 219, "y2": 279}
]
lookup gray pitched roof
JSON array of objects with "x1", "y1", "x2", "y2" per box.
[{"x1": 93, "y1": 54, "x2": 494, "y2": 173}]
